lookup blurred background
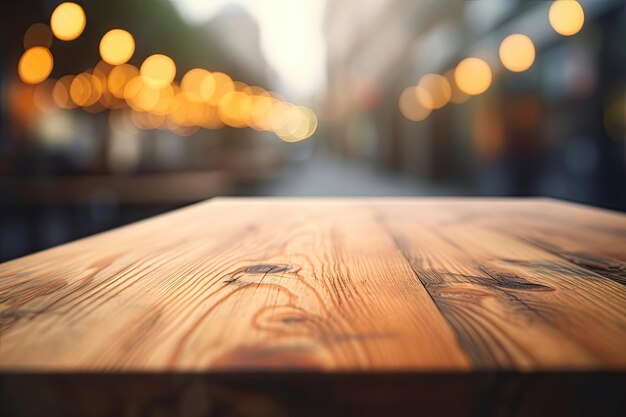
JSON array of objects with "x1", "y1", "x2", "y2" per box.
[{"x1": 0, "y1": 0, "x2": 624, "y2": 261}]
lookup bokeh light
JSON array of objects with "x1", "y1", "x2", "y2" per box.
[
  {"x1": 445, "y1": 69, "x2": 470, "y2": 104},
  {"x1": 249, "y1": 94, "x2": 273, "y2": 130},
  {"x1": 13, "y1": 6, "x2": 318, "y2": 141},
  {"x1": 124, "y1": 76, "x2": 160, "y2": 112},
  {"x1": 23, "y1": 23, "x2": 52, "y2": 49},
  {"x1": 417, "y1": 74, "x2": 451, "y2": 109},
  {"x1": 206, "y1": 72, "x2": 234, "y2": 106},
  {"x1": 181, "y1": 68, "x2": 216, "y2": 102},
  {"x1": 50, "y1": 2, "x2": 86, "y2": 41},
  {"x1": 33, "y1": 79, "x2": 56, "y2": 112},
  {"x1": 99, "y1": 29, "x2": 135, "y2": 65},
  {"x1": 454, "y1": 57, "x2": 492, "y2": 96},
  {"x1": 108, "y1": 64, "x2": 139, "y2": 98},
  {"x1": 52, "y1": 75, "x2": 76, "y2": 109},
  {"x1": 70, "y1": 72, "x2": 102, "y2": 107},
  {"x1": 151, "y1": 84, "x2": 176, "y2": 116},
  {"x1": 499, "y1": 34, "x2": 535, "y2": 72},
  {"x1": 415, "y1": 85, "x2": 434, "y2": 110},
  {"x1": 218, "y1": 91, "x2": 252, "y2": 128},
  {"x1": 18, "y1": 47, "x2": 53, "y2": 84},
  {"x1": 549, "y1": 0, "x2": 585, "y2": 36},
  {"x1": 399, "y1": 86, "x2": 431, "y2": 121},
  {"x1": 140, "y1": 54, "x2": 176, "y2": 88}
]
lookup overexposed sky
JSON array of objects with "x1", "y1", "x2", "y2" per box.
[{"x1": 171, "y1": 0, "x2": 327, "y2": 100}]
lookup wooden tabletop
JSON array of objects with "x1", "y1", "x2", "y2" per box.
[
  {"x1": 1, "y1": 198, "x2": 625, "y2": 416},
  {"x1": 1, "y1": 197, "x2": 626, "y2": 371}
]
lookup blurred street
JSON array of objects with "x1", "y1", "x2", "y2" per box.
[
  {"x1": 1, "y1": 0, "x2": 624, "y2": 260},
  {"x1": 256, "y1": 146, "x2": 463, "y2": 197}
]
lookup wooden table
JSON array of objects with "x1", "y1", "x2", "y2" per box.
[{"x1": 1, "y1": 198, "x2": 625, "y2": 416}]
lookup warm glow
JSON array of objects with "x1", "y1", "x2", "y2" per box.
[
  {"x1": 549, "y1": 0, "x2": 585, "y2": 36},
  {"x1": 268, "y1": 100, "x2": 289, "y2": 132},
  {"x1": 33, "y1": 79, "x2": 56, "y2": 112},
  {"x1": 399, "y1": 86, "x2": 431, "y2": 121},
  {"x1": 92, "y1": 61, "x2": 117, "y2": 108},
  {"x1": 181, "y1": 68, "x2": 216, "y2": 102},
  {"x1": 23, "y1": 23, "x2": 52, "y2": 49},
  {"x1": 140, "y1": 54, "x2": 176, "y2": 88},
  {"x1": 276, "y1": 106, "x2": 317, "y2": 142},
  {"x1": 218, "y1": 91, "x2": 252, "y2": 128},
  {"x1": 455, "y1": 58, "x2": 492, "y2": 96},
  {"x1": 124, "y1": 76, "x2": 161, "y2": 112},
  {"x1": 417, "y1": 74, "x2": 451, "y2": 109},
  {"x1": 99, "y1": 29, "x2": 135, "y2": 65},
  {"x1": 52, "y1": 75, "x2": 76, "y2": 109},
  {"x1": 250, "y1": 95, "x2": 273, "y2": 130},
  {"x1": 151, "y1": 84, "x2": 175, "y2": 116},
  {"x1": 69, "y1": 72, "x2": 102, "y2": 107},
  {"x1": 168, "y1": 91, "x2": 205, "y2": 127},
  {"x1": 50, "y1": 2, "x2": 86, "y2": 41},
  {"x1": 243, "y1": 86, "x2": 268, "y2": 97},
  {"x1": 445, "y1": 69, "x2": 470, "y2": 104},
  {"x1": 69, "y1": 74, "x2": 89, "y2": 106},
  {"x1": 18, "y1": 47, "x2": 53, "y2": 84},
  {"x1": 131, "y1": 110, "x2": 166, "y2": 130},
  {"x1": 499, "y1": 34, "x2": 536, "y2": 72},
  {"x1": 206, "y1": 72, "x2": 234, "y2": 106},
  {"x1": 108, "y1": 64, "x2": 139, "y2": 98},
  {"x1": 93, "y1": 60, "x2": 113, "y2": 80}
]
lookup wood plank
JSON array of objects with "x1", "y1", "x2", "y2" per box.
[
  {"x1": 485, "y1": 202, "x2": 626, "y2": 286},
  {"x1": 0, "y1": 198, "x2": 468, "y2": 371},
  {"x1": 377, "y1": 200, "x2": 626, "y2": 369}
]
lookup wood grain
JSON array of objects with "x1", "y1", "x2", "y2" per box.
[{"x1": 1, "y1": 198, "x2": 625, "y2": 373}]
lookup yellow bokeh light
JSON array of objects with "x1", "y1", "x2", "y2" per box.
[
  {"x1": 454, "y1": 57, "x2": 492, "y2": 96},
  {"x1": 69, "y1": 73, "x2": 91, "y2": 106},
  {"x1": 151, "y1": 84, "x2": 175, "y2": 116},
  {"x1": 549, "y1": 0, "x2": 585, "y2": 36},
  {"x1": 218, "y1": 91, "x2": 252, "y2": 128},
  {"x1": 168, "y1": 91, "x2": 205, "y2": 127},
  {"x1": 233, "y1": 81, "x2": 249, "y2": 92},
  {"x1": 99, "y1": 29, "x2": 135, "y2": 65},
  {"x1": 499, "y1": 34, "x2": 535, "y2": 72},
  {"x1": 70, "y1": 72, "x2": 102, "y2": 107},
  {"x1": 243, "y1": 86, "x2": 268, "y2": 97},
  {"x1": 108, "y1": 64, "x2": 139, "y2": 98},
  {"x1": 399, "y1": 86, "x2": 431, "y2": 121},
  {"x1": 268, "y1": 100, "x2": 289, "y2": 132},
  {"x1": 200, "y1": 105, "x2": 222, "y2": 130},
  {"x1": 131, "y1": 110, "x2": 166, "y2": 130},
  {"x1": 207, "y1": 72, "x2": 234, "y2": 106},
  {"x1": 52, "y1": 75, "x2": 76, "y2": 109},
  {"x1": 33, "y1": 79, "x2": 56, "y2": 112},
  {"x1": 50, "y1": 2, "x2": 86, "y2": 41},
  {"x1": 415, "y1": 85, "x2": 433, "y2": 109},
  {"x1": 181, "y1": 68, "x2": 216, "y2": 102},
  {"x1": 18, "y1": 47, "x2": 53, "y2": 84},
  {"x1": 140, "y1": 54, "x2": 176, "y2": 89},
  {"x1": 23, "y1": 23, "x2": 52, "y2": 49},
  {"x1": 444, "y1": 69, "x2": 470, "y2": 104},
  {"x1": 124, "y1": 76, "x2": 161, "y2": 112},
  {"x1": 417, "y1": 74, "x2": 451, "y2": 109},
  {"x1": 250, "y1": 95, "x2": 273, "y2": 130}
]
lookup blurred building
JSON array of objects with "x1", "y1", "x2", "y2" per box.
[
  {"x1": 0, "y1": 0, "x2": 291, "y2": 260},
  {"x1": 323, "y1": 0, "x2": 625, "y2": 208}
]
